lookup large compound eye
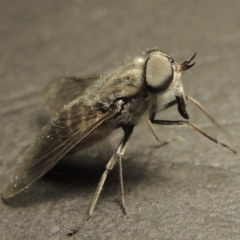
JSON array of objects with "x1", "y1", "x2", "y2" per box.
[{"x1": 145, "y1": 54, "x2": 174, "y2": 93}]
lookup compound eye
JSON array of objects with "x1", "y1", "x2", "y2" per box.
[{"x1": 145, "y1": 55, "x2": 174, "y2": 93}]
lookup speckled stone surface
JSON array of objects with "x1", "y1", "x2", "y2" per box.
[{"x1": 0, "y1": 1, "x2": 240, "y2": 239}]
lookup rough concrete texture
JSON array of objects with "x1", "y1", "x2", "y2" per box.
[{"x1": 0, "y1": 1, "x2": 240, "y2": 239}]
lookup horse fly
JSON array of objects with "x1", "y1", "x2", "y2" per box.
[{"x1": 2, "y1": 49, "x2": 236, "y2": 235}]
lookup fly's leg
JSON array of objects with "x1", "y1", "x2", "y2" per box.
[
  {"x1": 146, "y1": 99, "x2": 182, "y2": 146},
  {"x1": 86, "y1": 125, "x2": 134, "y2": 219},
  {"x1": 151, "y1": 119, "x2": 236, "y2": 153},
  {"x1": 118, "y1": 156, "x2": 127, "y2": 216},
  {"x1": 146, "y1": 119, "x2": 167, "y2": 144}
]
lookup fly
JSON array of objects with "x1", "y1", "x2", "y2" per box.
[{"x1": 2, "y1": 49, "x2": 236, "y2": 230}]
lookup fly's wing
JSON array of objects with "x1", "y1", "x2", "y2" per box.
[
  {"x1": 2, "y1": 99, "x2": 121, "y2": 199},
  {"x1": 41, "y1": 75, "x2": 99, "y2": 114},
  {"x1": 3, "y1": 58, "x2": 147, "y2": 199}
]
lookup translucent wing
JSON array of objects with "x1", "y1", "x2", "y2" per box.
[
  {"x1": 3, "y1": 60, "x2": 146, "y2": 199},
  {"x1": 2, "y1": 99, "x2": 121, "y2": 199},
  {"x1": 41, "y1": 75, "x2": 99, "y2": 114}
]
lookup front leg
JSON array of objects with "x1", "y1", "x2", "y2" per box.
[
  {"x1": 151, "y1": 119, "x2": 190, "y2": 126},
  {"x1": 150, "y1": 118, "x2": 236, "y2": 153}
]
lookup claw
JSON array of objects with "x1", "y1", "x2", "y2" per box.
[{"x1": 180, "y1": 52, "x2": 197, "y2": 71}]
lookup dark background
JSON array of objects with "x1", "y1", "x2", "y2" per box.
[{"x1": 1, "y1": 1, "x2": 240, "y2": 239}]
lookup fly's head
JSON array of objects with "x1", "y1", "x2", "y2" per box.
[{"x1": 144, "y1": 49, "x2": 197, "y2": 119}]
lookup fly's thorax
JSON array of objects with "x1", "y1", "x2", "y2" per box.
[
  {"x1": 117, "y1": 89, "x2": 149, "y2": 126},
  {"x1": 83, "y1": 56, "x2": 146, "y2": 110}
]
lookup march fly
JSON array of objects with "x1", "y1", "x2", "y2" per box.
[{"x1": 2, "y1": 49, "x2": 236, "y2": 222}]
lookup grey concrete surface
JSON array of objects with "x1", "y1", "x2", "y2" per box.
[{"x1": 0, "y1": 1, "x2": 240, "y2": 239}]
